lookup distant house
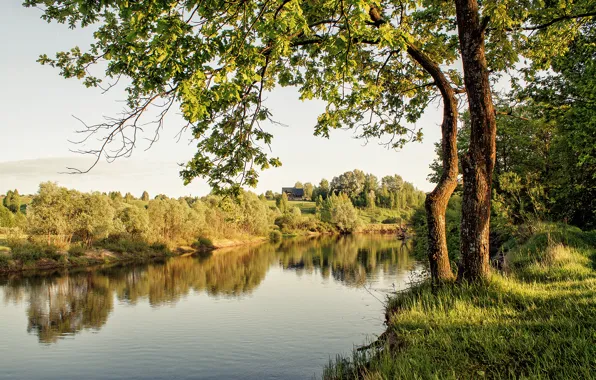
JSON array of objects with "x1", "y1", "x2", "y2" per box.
[{"x1": 281, "y1": 187, "x2": 305, "y2": 200}]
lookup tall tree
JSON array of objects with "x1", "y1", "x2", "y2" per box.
[
  {"x1": 25, "y1": 0, "x2": 463, "y2": 283},
  {"x1": 453, "y1": 0, "x2": 595, "y2": 281},
  {"x1": 454, "y1": 0, "x2": 496, "y2": 281},
  {"x1": 406, "y1": 45, "x2": 458, "y2": 282},
  {"x1": 27, "y1": 0, "x2": 593, "y2": 282}
]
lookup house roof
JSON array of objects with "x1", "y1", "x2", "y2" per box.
[{"x1": 282, "y1": 187, "x2": 304, "y2": 196}]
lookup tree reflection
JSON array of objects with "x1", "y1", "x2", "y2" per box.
[
  {"x1": 277, "y1": 235, "x2": 415, "y2": 286},
  {"x1": 1, "y1": 235, "x2": 414, "y2": 343},
  {"x1": 2, "y1": 274, "x2": 113, "y2": 343}
]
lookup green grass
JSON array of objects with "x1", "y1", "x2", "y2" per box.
[
  {"x1": 357, "y1": 207, "x2": 411, "y2": 225},
  {"x1": 323, "y1": 223, "x2": 596, "y2": 379}
]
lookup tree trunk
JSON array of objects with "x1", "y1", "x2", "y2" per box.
[
  {"x1": 454, "y1": 0, "x2": 497, "y2": 281},
  {"x1": 407, "y1": 44, "x2": 458, "y2": 283}
]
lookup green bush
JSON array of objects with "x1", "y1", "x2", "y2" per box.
[
  {"x1": 382, "y1": 217, "x2": 400, "y2": 224},
  {"x1": 269, "y1": 230, "x2": 282, "y2": 243},
  {"x1": 10, "y1": 242, "x2": 62, "y2": 262},
  {"x1": 192, "y1": 236, "x2": 214, "y2": 250},
  {"x1": 0, "y1": 254, "x2": 10, "y2": 268},
  {"x1": 68, "y1": 244, "x2": 86, "y2": 257},
  {"x1": 96, "y1": 237, "x2": 151, "y2": 254},
  {"x1": 149, "y1": 242, "x2": 169, "y2": 252}
]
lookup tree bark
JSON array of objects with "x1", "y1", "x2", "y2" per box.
[
  {"x1": 454, "y1": 0, "x2": 497, "y2": 281},
  {"x1": 407, "y1": 44, "x2": 458, "y2": 283}
]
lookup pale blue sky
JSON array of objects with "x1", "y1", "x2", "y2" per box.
[{"x1": 0, "y1": 2, "x2": 446, "y2": 197}]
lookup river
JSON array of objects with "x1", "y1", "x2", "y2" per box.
[{"x1": 0, "y1": 235, "x2": 421, "y2": 379}]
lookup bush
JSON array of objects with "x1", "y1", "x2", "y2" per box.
[
  {"x1": 95, "y1": 237, "x2": 150, "y2": 254},
  {"x1": 150, "y1": 242, "x2": 169, "y2": 252},
  {"x1": 382, "y1": 217, "x2": 401, "y2": 224},
  {"x1": 68, "y1": 244, "x2": 86, "y2": 257},
  {"x1": 269, "y1": 230, "x2": 282, "y2": 243},
  {"x1": 192, "y1": 236, "x2": 214, "y2": 250},
  {"x1": 10, "y1": 242, "x2": 62, "y2": 262},
  {"x1": 0, "y1": 254, "x2": 10, "y2": 268}
]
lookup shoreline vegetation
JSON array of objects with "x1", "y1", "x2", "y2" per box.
[
  {"x1": 0, "y1": 172, "x2": 423, "y2": 274},
  {"x1": 323, "y1": 222, "x2": 596, "y2": 379}
]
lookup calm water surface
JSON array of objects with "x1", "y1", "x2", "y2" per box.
[{"x1": 0, "y1": 235, "x2": 421, "y2": 379}]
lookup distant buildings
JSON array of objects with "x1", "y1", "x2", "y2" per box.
[{"x1": 281, "y1": 187, "x2": 305, "y2": 200}]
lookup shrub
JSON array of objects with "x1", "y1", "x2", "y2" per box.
[
  {"x1": 10, "y1": 242, "x2": 62, "y2": 262},
  {"x1": 150, "y1": 242, "x2": 169, "y2": 252},
  {"x1": 269, "y1": 230, "x2": 282, "y2": 243},
  {"x1": 382, "y1": 217, "x2": 401, "y2": 224},
  {"x1": 0, "y1": 254, "x2": 10, "y2": 268},
  {"x1": 192, "y1": 236, "x2": 214, "y2": 250},
  {"x1": 68, "y1": 244, "x2": 86, "y2": 257},
  {"x1": 96, "y1": 237, "x2": 150, "y2": 254}
]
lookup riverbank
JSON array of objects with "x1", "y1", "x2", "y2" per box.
[
  {"x1": 323, "y1": 223, "x2": 596, "y2": 379},
  {"x1": 0, "y1": 236, "x2": 268, "y2": 274}
]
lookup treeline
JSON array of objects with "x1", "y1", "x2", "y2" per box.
[
  {"x1": 266, "y1": 170, "x2": 426, "y2": 210},
  {"x1": 0, "y1": 169, "x2": 425, "y2": 262},
  {"x1": 1, "y1": 182, "x2": 275, "y2": 250},
  {"x1": 266, "y1": 170, "x2": 426, "y2": 234}
]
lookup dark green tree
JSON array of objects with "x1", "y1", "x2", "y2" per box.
[{"x1": 3, "y1": 190, "x2": 21, "y2": 213}]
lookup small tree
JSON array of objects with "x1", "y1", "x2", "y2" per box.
[
  {"x1": 74, "y1": 193, "x2": 115, "y2": 246},
  {"x1": 124, "y1": 192, "x2": 135, "y2": 203},
  {"x1": 303, "y1": 183, "x2": 314, "y2": 200},
  {"x1": 318, "y1": 179, "x2": 330, "y2": 200},
  {"x1": 141, "y1": 191, "x2": 150, "y2": 202},
  {"x1": 118, "y1": 205, "x2": 150, "y2": 238},
  {"x1": 28, "y1": 182, "x2": 76, "y2": 245},
  {"x1": 294, "y1": 181, "x2": 303, "y2": 189},
  {"x1": 315, "y1": 195, "x2": 324, "y2": 216},
  {"x1": 0, "y1": 204, "x2": 14, "y2": 227},
  {"x1": 276, "y1": 193, "x2": 289, "y2": 214},
  {"x1": 320, "y1": 193, "x2": 359, "y2": 233},
  {"x1": 330, "y1": 194, "x2": 359, "y2": 233},
  {"x1": 366, "y1": 190, "x2": 376, "y2": 210},
  {"x1": 109, "y1": 191, "x2": 122, "y2": 201},
  {"x1": 3, "y1": 190, "x2": 21, "y2": 213}
]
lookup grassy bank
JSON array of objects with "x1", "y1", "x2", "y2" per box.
[
  {"x1": 0, "y1": 238, "x2": 176, "y2": 273},
  {"x1": 0, "y1": 235, "x2": 269, "y2": 274},
  {"x1": 324, "y1": 223, "x2": 596, "y2": 379}
]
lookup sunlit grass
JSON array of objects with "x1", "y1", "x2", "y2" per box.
[{"x1": 323, "y1": 223, "x2": 596, "y2": 379}]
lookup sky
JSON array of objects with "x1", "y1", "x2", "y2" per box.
[{"x1": 0, "y1": 2, "x2": 446, "y2": 198}]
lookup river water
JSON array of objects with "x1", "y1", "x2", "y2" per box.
[{"x1": 0, "y1": 235, "x2": 421, "y2": 379}]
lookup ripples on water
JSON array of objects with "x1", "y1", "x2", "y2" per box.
[{"x1": 0, "y1": 235, "x2": 422, "y2": 379}]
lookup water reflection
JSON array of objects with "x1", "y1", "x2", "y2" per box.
[{"x1": 1, "y1": 235, "x2": 414, "y2": 344}]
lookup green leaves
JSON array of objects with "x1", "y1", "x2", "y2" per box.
[{"x1": 31, "y1": 0, "x2": 591, "y2": 195}]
